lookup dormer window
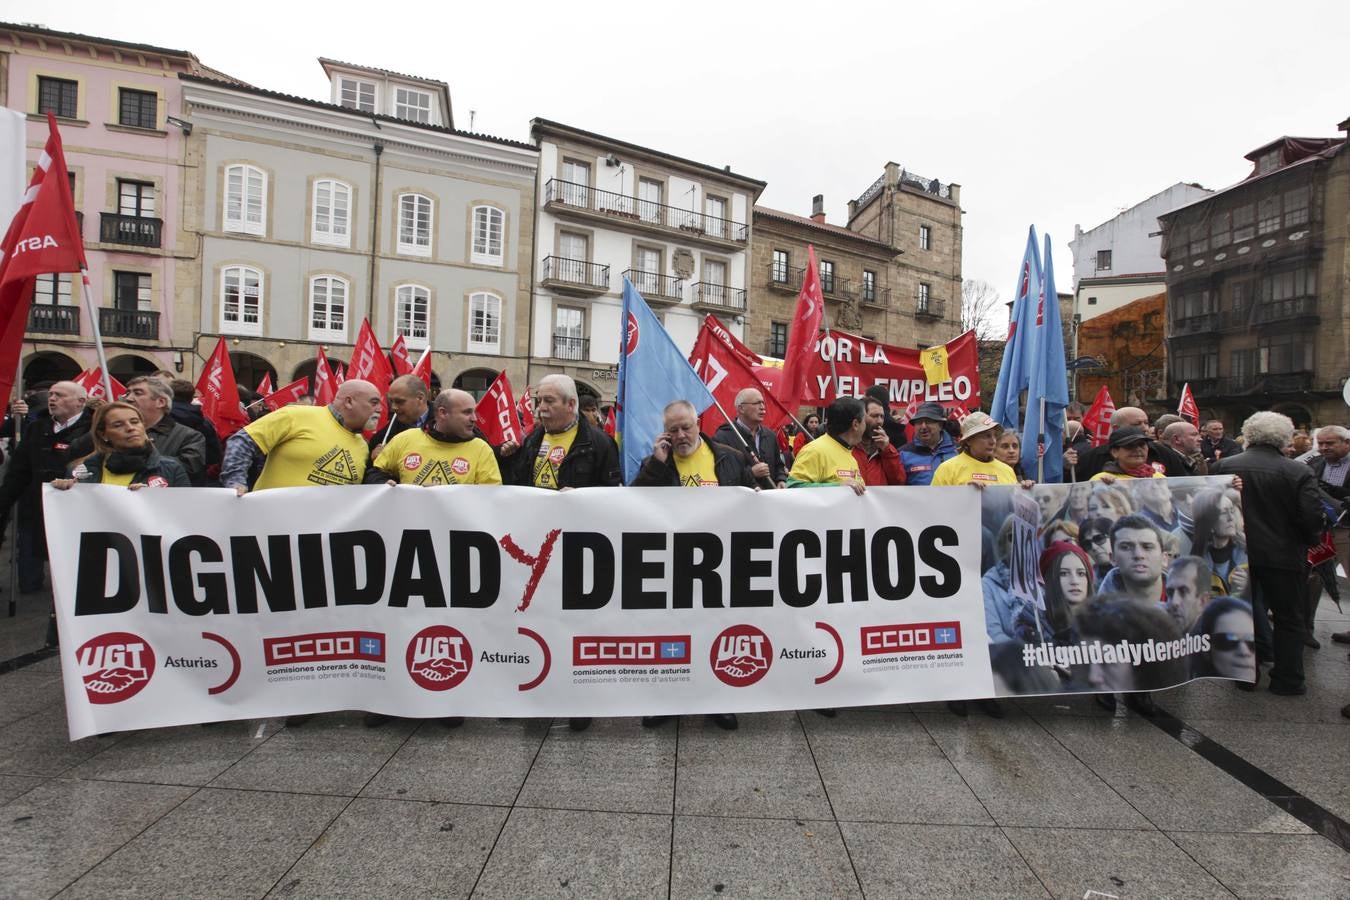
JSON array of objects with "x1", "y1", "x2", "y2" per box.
[
  {"x1": 1257, "y1": 148, "x2": 1280, "y2": 175},
  {"x1": 338, "y1": 77, "x2": 376, "y2": 113},
  {"x1": 394, "y1": 87, "x2": 432, "y2": 123}
]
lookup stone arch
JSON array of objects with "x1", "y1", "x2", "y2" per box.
[
  {"x1": 107, "y1": 352, "x2": 159, "y2": 382},
  {"x1": 21, "y1": 350, "x2": 81, "y2": 390},
  {"x1": 229, "y1": 352, "x2": 276, "y2": 395},
  {"x1": 292, "y1": 357, "x2": 349, "y2": 390},
  {"x1": 452, "y1": 367, "x2": 498, "y2": 400},
  {"x1": 1269, "y1": 402, "x2": 1313, "y2": 430}
]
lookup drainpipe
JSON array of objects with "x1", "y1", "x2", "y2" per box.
[{"x1": 367, "y1": 142, "x2": 384, "y2": 321}]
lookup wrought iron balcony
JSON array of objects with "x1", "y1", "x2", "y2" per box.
[
  {"x1": 552, "y1": 335, "x2": 589, "y2": 361},
  {"x1": 766, "y1": 264, "x2": 854, "y2": 299},
  {"x1": 915, "y1": 297, "x2": 946, "y2": 320},
  {"x1": 1254, "y1": 296, "x2": 1318, "y2": 324},
  {"x1": 98, "y1": 308, "x2": 159, "y2": 339},
  {"x1": 861, "y1": 286, "x2": 889, "y2": 308},
  {"x1": 99, "y1": 212, "x2": 162, "y2": 248},
  {"x1": 543, "y1": 179, "x2": 748, "y2": 244},
  {"x1": 622, "y1": 269, "x2": 683, "y2": 304},
  {"x1": 691, "y1": 282, "x2": 747, "y2": 312},
  {"x1": 27, "y1": 304, "x2": 79, "y2": 335},
  {"x1": 1261, "y1": 371, "x2": 1313, "y2": 393},
  {"x1": 540, "y1": 256, "x2": 609, "y2": 294},
  {"x1": 1171, "y1": 313, "x2": 1221, "y2": 337}
]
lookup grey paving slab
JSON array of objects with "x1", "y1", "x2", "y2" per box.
[
  {"x1": 515, "y1": 717, "x2": 675, "y2": 815},
  {"x1": 917, "y1": 712, "x2": 1153, "y2": 829},
  {"x1": 0, "y1": 702, "x2": 125, "y2": 776},
  {"x1": 674, "y1": 712, "x2": 831, "y2": 819},
  {"x1": 840, "y1": 821, "x2": 1049, "y2": 898},
  {"x1": 0, "y1": 772, "x2": 45, "y2": 804},
  {"x1": 801, "y1": 707, "x2": 993, "y2": 825},
  {"x1": 1182, "y1": 717, "x2": 1350, "y2": 824},
  {"x1": 0, "y1": 668, "x2": 64, "y2": 726},
  {"x1": 361, "y1": 717, "x2": 547, "y2": 805},
  {"x1": 0, "y1": 777, "x2": 193, "y2": 898},
  {"x1": 208, "y1": 712, "x2": 414, "y2": 797},
  {"x1": 670, "y1": 815, "x2": 861, "y2": 899},
  {"x1": 473, "y1": 807, "x2": 670, "y2": 899},
  {"x1": 1155, "y1": 656, "x2": 1350, "y2": 726},
  {"x1": 59, "y1": 787, "x2": 347, "y2": 900},
  {"x1": 1168, "y1": 831, "x2": 1350, "y2": 899},
  {"x1": 1032, "y1": 714, "x2": 1310, "y2": 834},
  {"x1": 66, "y1": 719, "x2": 281, "y2": 786},
  {"x1": 266, "y1": 797, "x2": 506, "y2": 899},
  {"x1": 1003, "y1": 826, "x2": 1233, "y2": 899}
]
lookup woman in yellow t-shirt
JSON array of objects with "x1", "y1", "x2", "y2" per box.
[
  {"x1": 52, "y1": 401, "x2": 190, "y2": 490},
  {"x1": 931, "y1": 412, "x2": 1021, "y2": 486}
]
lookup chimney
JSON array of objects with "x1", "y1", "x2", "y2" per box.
[{"x1": 811, "y1": 194, "x2": 825, "y2": 224}]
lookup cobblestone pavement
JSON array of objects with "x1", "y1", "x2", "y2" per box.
[{"x1": 0, "y1": 585, "x2": 1347, "y2": 898}]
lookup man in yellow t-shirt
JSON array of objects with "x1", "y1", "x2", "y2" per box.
[
  {"x1": 221, "y1": 379, "x2": 381, "y2": 493},
  {"x1": 931, "y1": 411, "x2": 1019, "y2": 486},
  {"x1": 368, "y1": 388, "x2": 501, "y2": 485},
  {"x1": 632, "y1": 400, "x2": 755, "y2": 489},
  {"x1": 787, "y1": 397, "x2": 868, "y2": 495}
]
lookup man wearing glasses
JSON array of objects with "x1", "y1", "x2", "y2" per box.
[{"x1": 713, "y1": 388, "x2": 786, "y2": 489}]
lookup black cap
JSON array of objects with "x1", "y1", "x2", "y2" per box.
[
  {"x1": 1109, "y1": 426, "x2": 1149, "y2": 449},
  {"x1": 910, "y1": 401, "x2": 946, "y2": 423}
]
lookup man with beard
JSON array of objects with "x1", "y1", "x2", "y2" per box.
[{"x1": 852, "y1": 396, "x2": 906, "y2": 486}]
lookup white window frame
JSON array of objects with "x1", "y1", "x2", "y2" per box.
[
  {"x1": 338, "y1": 76, "x2": 376, "y2": 113},
  {"x1": 220, "y1": 265, "x2": 263, "y2": 335},
  {"x1": 919, "y1": 224, "x2": 932, "y2": 251},
  {"x1": 223, "y1": 164, "x2": 267, "y2": 236},
  {"x1": 396, "y1": 284, "x2": 431, "y2": 349},
  {"x1": 308, "y1": 275, "x2": 349, "y2": 342},
  {"x1": 34, "y1": 272, "x2": 73, "y2": 305},
  {"x1": 397, "y1": 193, "x2": 433, "y2": 257},
  {"x1": 467, "y1": 292, "x2": 502, "y2": 355},
  {"x1": 312, "y1": 179, "x2": 352, "y2": 247},
  {"x1": 471, "y1": 205, "x2": 505, "y2": 266},
  {"x1": 394, "y1": 86, "x2": 433, "y2": 123}
]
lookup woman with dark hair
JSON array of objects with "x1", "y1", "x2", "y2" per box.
[
  {"x1": 1188, "y1": 597, "x2": 1257, "y2": 683},
  {"x1": 1017, "y1": 541, "x2": 1096, "y2": 645},
  {"x1": 1189, "y1": 487, "x2": 1248, "y2": 590},
  {"x1": 51, "y1": 401, "x2": 189, "y2": 490},
  {"x1": 1077, "y1": 515, "x2": 1115, "y2": 582},
  {"x1": 791, "y1": 413, "x2": 821, "y2": 454},
  {"x1": 1075, "y1": 593, "x2": 1187, "y2": 695}
]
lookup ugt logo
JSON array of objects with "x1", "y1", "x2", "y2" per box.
[
  {"x1": 76, "y1": 632, "x2": 155, "y2": 704},
  {"x1": 406, "y1": 625, "x2": 472, "y2": 691},
  {"x1": 710, "y1": 624, "x2": 772, "y2": 688}
]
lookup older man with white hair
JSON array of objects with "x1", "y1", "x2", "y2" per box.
[
  {"x1": 713, "y1": 387, "x2": 786, "y2": 489},
  {"x1": 1212, "y1": 411, "x2": 1326, "y2": 695}
]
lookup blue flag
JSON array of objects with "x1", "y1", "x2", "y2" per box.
[
  {"x1": 989, "y1": 226, "x2": 1041, "y2": 432},
  {"x1": 617, "y1": 277, "x2": 716, "y2": 484},
  {"x1": 1019, "y1": 234, "x2": 1069, "y2": 482}
]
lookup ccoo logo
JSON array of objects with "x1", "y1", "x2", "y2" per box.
[
  {"x1": 76, "y1": 632, "x2": 155, "y2": 704},
  {"x1": 710, "y1": 624, "x2": 772, "y2": 688},
  {"x1": 406, "y1": 625, "x2": 472, "y2": 691}
]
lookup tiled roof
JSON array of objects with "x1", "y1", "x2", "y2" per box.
[
  {"x1": 318, "y1": 57, "x2": 449, "y2": 90},
  {"x1": 753, "y1": 206, "x2": 891, "y2": 249}
]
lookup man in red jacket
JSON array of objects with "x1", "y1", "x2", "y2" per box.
[{"x1": 852, "y1": 397, "x2": 906, "y2": 486}]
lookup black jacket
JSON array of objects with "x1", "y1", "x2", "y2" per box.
[
  {"x1": 1070, "y1": 439, "x2": 1190, "y2": 482},
  {"x1": 1201, "y1": 435, "x2": 1242, "y2": 461},
  {"x1": 1212, "y1": 445, "x2": 1325, "y2": 570},
  {"x1": 713, "y1": 420, "x2": 787, "y2": 485},
  {"x1": 75, "y1": 447, "x2": 190, "y2": 487},
  {"x1": 506, "y1": 417, "x2": 620, "y2": 488},
  {"x1": 1307, "y1": 455, "x2": 1350, "y2": 522},
  {"x1": 170, "y1": 401, "x2": 222, "y2": 482},
  {"x1": 0, "y1": 408, "x2": 93, "y2": 554},
  {"x1": 632, "y1": 436, "x2": 756, "y2": 488}
]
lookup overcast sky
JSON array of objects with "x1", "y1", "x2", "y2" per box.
[{"x1": 14, "y1": 0, "x2": 1350, "y2": 303}]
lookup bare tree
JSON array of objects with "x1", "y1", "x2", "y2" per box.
[{"x1": 962, "y1": 279, "x2": 1006, "y2": 339}]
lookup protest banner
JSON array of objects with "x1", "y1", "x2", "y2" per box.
[{"x1": 45, "y1": 477, "x2": 1244, "y2": 739}]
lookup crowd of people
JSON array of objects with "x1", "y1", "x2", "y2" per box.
[{"x1": 0, "y1": 369, "x2": 1346, "y2": 725}]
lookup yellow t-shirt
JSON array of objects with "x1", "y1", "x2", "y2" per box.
[
  {"x1": 673, "y1": 441, "x2": 719, "y2": 487},
  {"x1": 374, "y1": 429, "x2": 502, "y2": 486},
  {"x1": 100, "y1": 468, "x2": 136, "y2": 487},
  {"x1": 931, "y1": 453, "x2": 1017, "y2": 486},
  {"x1": 245, "y1": 405, "x2": 369, "y2": 490},
  {"x1": 533, "y1": 424, "x2": 578, "y2": 490},
  {"x1": 789, "y1": 434, "x2": 860, "y2": 485},
  {"x1": 1089, "y1": 469, "x2": 1165, "y2": 481}
]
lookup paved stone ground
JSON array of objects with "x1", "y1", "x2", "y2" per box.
[{"x1": 0, "y1": 582, "x2": 1347, "y2": 898}]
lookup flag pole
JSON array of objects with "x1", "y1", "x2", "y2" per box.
[
  {"x1": 707, "y1": 394, "x2": 776, "y2": 490},
  {"x1": 1036, "y1": 397, "x2": 1047, "y2": 483},
  {"x1": 79, "y1": 270, "x2": 113, "y2": 399}
]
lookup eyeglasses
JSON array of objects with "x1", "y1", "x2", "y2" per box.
[
  {"x1": 739, "y1": 400, "x2": 766, "y2": 408},
  {"x1": 1212, "y1": 633, "x2": 1255, "y2": 652},
  {"x1": 1085, "y1": 534, "x2": 1110, "y2": 546}
]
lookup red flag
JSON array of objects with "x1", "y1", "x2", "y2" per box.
[
  {"x1": 0, "y1": 114, "x2": 88, "y2": 403},
  {"x1": 313, "y1": 347, "x2": 338, "y2": 406},
  {"x1": 256, "y1": 373, "x2": 274, "y2": 396},
  {"x1": 1178, "y1": 382, "x2": 1200, "y2": 429},
  {"x1": 1082, "y1": 385, "x2": 1116, "y2": 448},
  {"x1": 690, "y1": 319, "x2": 793, "y2": 431},
  {"x1": 263, "y1": 377, "x2": 310, "y2": 412},
  {"x1": 74, "y1": 368, "x2": 126, "y2": 402},
  {"x1": 703, "y1": 314, "x2": 762, "y2": 366},
  {"x1": 474, "y1": 371, "x2": 523, "y2": 446},
  {"x1": 348, "y1": 318, "x2": 393, "y2": 389},
  {"x1": 603, "y1": 405, "x2": 616, "y2": 437},
  {"x1": 390, "y1": 334, "x2": 413, "y2": 377},
  {"x1": 333, "y1": 363, "x2": 345, "y2": 386},
  {"x1": 777, "y1": 244, "x2": 825, "y2": 410},
  {"x1": 517, "y1": 384, "x2": 536, "y2": 432},
  {"x1": 410, "y1": 347, "x2": 433, "y2": 390},
  {"x1": 195, "y1": 337, "x2": 249, "y2": 437}
]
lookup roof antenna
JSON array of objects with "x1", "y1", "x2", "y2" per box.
[{"x1": 469, "y1": 110, "x2": 476, "y2": 131}]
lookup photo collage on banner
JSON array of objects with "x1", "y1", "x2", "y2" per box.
[{"x1": 979, "y1": 476, "x2": 1254, "y2": 697}]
